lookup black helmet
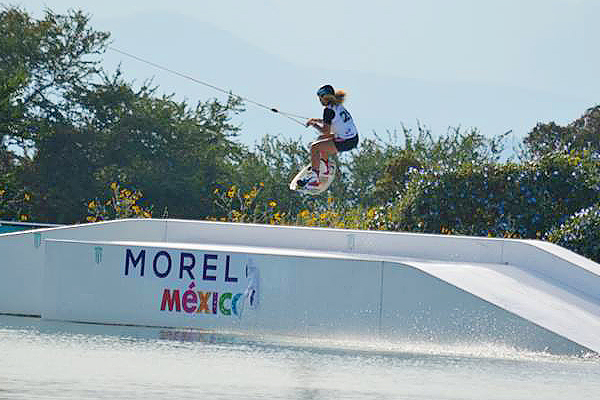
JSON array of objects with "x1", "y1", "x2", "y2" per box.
[{"x1": 317, "y1": 84, "x2": 335, "y2": 97}]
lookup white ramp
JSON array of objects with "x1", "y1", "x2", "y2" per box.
[
  {"x1": 0, "y1": 219, "x2": 599, "y2": 355},
  {"x1": 403, "y1": 260, "x2": 600, "y2": 354}
]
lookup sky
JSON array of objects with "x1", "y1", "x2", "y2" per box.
[{"x1": 12, "y1": 0, "x2": 600, "y2": 154}]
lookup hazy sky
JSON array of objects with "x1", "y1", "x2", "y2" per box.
[{"x1": 13, "y1": 0, "x2": 600, "y2": 152}]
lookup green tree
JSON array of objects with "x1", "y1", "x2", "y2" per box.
[
  {"x1": 1, "y1": 6, "x2": 110, "y2": 222},
  {"x1": 0, "y1": 6, "x2": 38, "y2": 153},
  {"x1": 0, "y1": 6, "x2": 109, "y2": 155},
  {"x1": 28, "y1": 69, "x2": 246, "y2": 222},
  {"x1": 238, "y1": 135, "x2": 309, "y2": 214},
  {"x1": 25, "y1": 125, "x2": 97, "y2": 222},
  {"x1": 342, "y1": 134, "x2": 399, "y2": 208},
  {"x1": 522, "y1": 105, "x2": 600, "y2": 158},
  {"x1": 342, "y1": 125, "x2": 507, "y2": 207}
]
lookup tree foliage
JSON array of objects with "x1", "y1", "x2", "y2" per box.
[
  {"x1": 545, "y1": 203, "x2": 600, "y2": 263},
  {"x1": 367, "y1": 125, "x2": 506, "y2": 206},
  {"x1": 1, "y1": 7, "x2": 244, "y2": 223},
  {"x1": 0, "y1": 6, "x2": 109, "y2": 155},
  {"x1": 387, "y1": 152, "x2": 600, "y2": 238},
  {"x1": 522, "y1": 105, "x2": 600, "y2": 158}
]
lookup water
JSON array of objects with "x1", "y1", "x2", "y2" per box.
[{"x1": 0, "y1": 315, "x2": 599, "y2": 400}]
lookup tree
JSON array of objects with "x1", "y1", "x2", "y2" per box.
[
  {"x1": 239, "y1": 134, "x2": 310, "y2": 214},
  {"x1": 0, "y1": 6, "x2": 110, "y2": 157},
  {"x1": 0, "y1": 6, "x2": 37, "y2": 153},
  {"x1": 343, "y1": 125, "x2": 507, "y2": 207},
  {"x1": 25, "y1": 124, "x2": 97, "y2": 222},
  {"x1": 522, "y1": 105, "x2": 600, "y2": 159},
  {"x1": 342, "y1": 134, "x2": 399, "y2": 208},
  {"x1": 28, "y1": 69, "x2": 246, "y2": 222},
  {"x1": 1, "y1": 6, "x2": 111, "y2": 222}
]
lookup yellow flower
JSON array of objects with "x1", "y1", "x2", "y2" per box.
[
  {"x1": 226, "y1": 186, "x2": 236, "y2": 198},
  {"x1": 243, "y1": 193, "x2": 250, "y2": 200},
  {"x1": 367, "y1": 208, "x2": 376, "y2": 218},
  {"x1": 87, "y1": 216, "x2": 97, "y2": 222},
  {"x1": 142, "y1": 211, "x2": 152, "y2": 218},
  {"x1": 327, "y1": 196, "x2": 334, "y2": 205},
  {"x1": 214, "y1": 188, "x2": 220, "y2": 194},
  {"x1": 259, "y1": 182, "x2": 264, "y2": 187},
  {"x1": 268, "y1": 201, "x2": 277, "y2": 208},
  {"x1": 20, "y1": 214, "x2": 28, "y2": 221},
  {"x1": 0, "y1": 189, "x2": 4, "y2": 196},
  {"x1": 24, "y1": 193, "x2": 31, "y2": 201},
  {"x1": 299, "y1": 210, "x2": 310, "y2": 218},
  {"x1": 88, "y1": 201, "x2": 96, "y2": 209},
  {"x1": 110, "y1": 182, "x2": 118, "y2": 190}
]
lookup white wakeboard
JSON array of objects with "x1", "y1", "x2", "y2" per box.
[{"x1": 289, "y1": 159, "x2": 336, "y2": 195}]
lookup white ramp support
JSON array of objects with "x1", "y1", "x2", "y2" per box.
[{"x1": 1, "y1": 219, "x2": 599, "y2": 355}]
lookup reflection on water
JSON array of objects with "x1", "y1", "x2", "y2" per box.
[{"x1": 0, "y1": 314, "x2": 599, "y2": 400}]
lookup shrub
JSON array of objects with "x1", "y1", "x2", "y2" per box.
[
  {"x1": 545, "y1": 204, "x2": 600, "y2": 263},
  {"x1": 388, "y1": 152, "x2": 600, "y2": 238},
  {"x1": 0, "y1": 178, "x2": 33, "y2": 222}
]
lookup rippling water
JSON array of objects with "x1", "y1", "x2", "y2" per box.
[{"x1": 0, "y1": 314, "x2": 599, "y2": 400}]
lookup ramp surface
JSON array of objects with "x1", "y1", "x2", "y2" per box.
[{"x1": 404, "y1": 260, "x2": 600, "y2": 353}]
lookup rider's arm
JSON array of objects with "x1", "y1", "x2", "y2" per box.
[
  {"x1": 307, "y1": 108, "x2": 334, "y2": 135},
  {"x1": 320, "y1": 107, "x2": 334, "y2": 135}
]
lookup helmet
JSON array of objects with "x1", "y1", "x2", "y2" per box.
[{"x1": 317, "y1": 85, "x2": 335, "y2": 97}]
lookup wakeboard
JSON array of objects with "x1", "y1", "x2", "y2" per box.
[{"x1": 289, "y1": 159, "x2": 336, "y2": 195}]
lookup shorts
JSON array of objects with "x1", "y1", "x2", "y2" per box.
[{"x1": 334, "y1": 135, "x2": 359, "y2": 152}]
